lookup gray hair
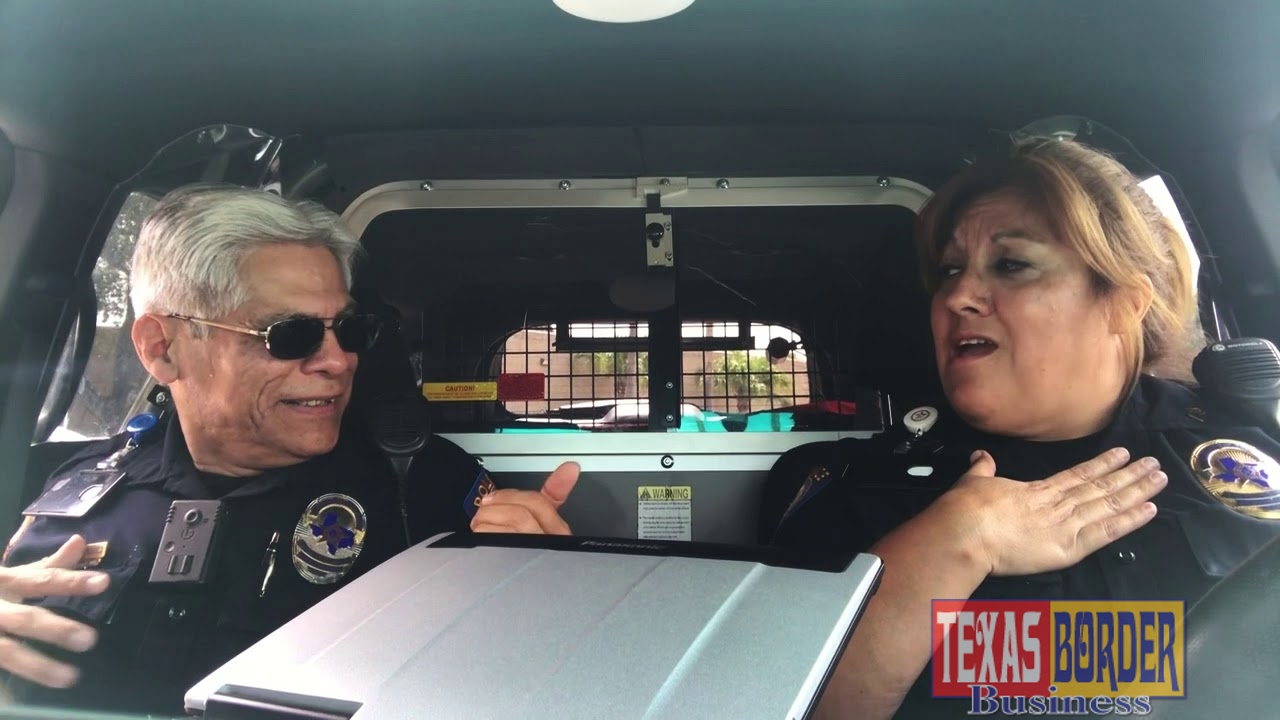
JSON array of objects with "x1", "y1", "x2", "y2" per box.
[{"x1": 129, "y1": 185, "x2": 362, "y2": 332}]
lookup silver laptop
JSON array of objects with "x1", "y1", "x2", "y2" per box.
[{"x1": 184, "y1": 533, "x2": 882, "y2": 720}]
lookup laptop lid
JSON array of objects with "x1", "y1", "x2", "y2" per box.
[{"x1": 185, "y1": 533, "x2": 882, "y2": 720}]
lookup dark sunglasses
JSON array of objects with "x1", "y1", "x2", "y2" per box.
[{"x1": 169, "y1": 312, "x2": 383, "y2": 360}]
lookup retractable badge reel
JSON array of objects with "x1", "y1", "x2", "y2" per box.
[
  {"x1": 23, "y1": 412, "x2": 160, "y2": 519},
  {"x1": 893, "y1": 406, "x2": 938, "y2": 455}
]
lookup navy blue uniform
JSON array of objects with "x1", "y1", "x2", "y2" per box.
[
  {"x1": 2, "y1": 413, "x2": 489, "y2": 716},
  {"x1": 759, "y1": 376, "x2": 1280, "y2": 716}
]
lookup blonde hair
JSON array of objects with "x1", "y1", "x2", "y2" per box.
[{"x1": 916, "y1": 137, "x2": 1207, "y2": 385}]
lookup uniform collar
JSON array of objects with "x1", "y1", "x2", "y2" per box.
[
  {"x1": 111, "y1": 412, "x2": 182, "y2": 490},
  {"x1": 934, "y1": 374, "x2": 1202, "y2": 448},
  {"x1": 1110, "y1": 374, "x2": 1204, "y2": 433},
  {"x1": 127, "y1": 413, "x2": 302, "y2": 499}
]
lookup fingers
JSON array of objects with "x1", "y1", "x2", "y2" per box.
[
  {"x1": 31, "y1": 535, "x2": 87, "y2": 570},
  {"x1": 0, "y1": 601, "x2": 97, "y2": 654},
  {"x1": 1075, "y1": 502, "x2": 1160, "y2": 556},
  {"x1": 1075, "y1": 456, "x2": 1164, "y2": 506},
  {"x1": 472, "y1": 494, "x2": 571, "y2": 535},
  {"x1": 1060, "y1": 454, "x2": 1160, "y2": 507},
  {"x1": 469, "y1": 466, "x2": 581, "y2": 536},
  {"x1": 1047, "y1": 448, "x2": 1133, "y2": 490},
  {"x1": 0, "y1": 635, "x2": 81, "y2": 689},
  {"x1": 967, "y1": 450, "x2": 997, "y2": 477},
  {"x1": 471, "y1": 523, "x2": 512, "y2": 534},
  {"x1": 540, "y1": 462, "x2": 581, "y2": 509},
  {"x1": 471, "y1": 522, "x2": 554, "y2": 535},
  {"x1": 2, "y1": 566, "x2": 109, "y2": 601},
  {"x1": 470, "y1": 503, "x2": 543, "y2": 534},
  {"x1": 1070, "y1": 465, "x2": 1167, "y2": 524},
  {"x1": 1053, "y1": 450, "x2": 1164, "y2": 561},
  {"x1": 0, "y1": 614, "x2": 85, "y2": 686},
  {"x1": 0, "y1": 535, "x2": 102, "y2": 691}
]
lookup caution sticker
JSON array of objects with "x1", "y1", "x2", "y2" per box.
[
  {"x1": 422, "y1": 382, "x2": 499, "y2": 402},
  {"x1": 637, "y1": 486, "x2": 692, "y2": 541}
]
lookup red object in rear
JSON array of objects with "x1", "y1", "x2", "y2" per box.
[{"x1": 497, "y1": 373, "x2": 546, "y2": 401}]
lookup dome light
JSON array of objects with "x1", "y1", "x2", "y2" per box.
[{"x1": 553, "y1": 0, "x2": 696, "y2": 23}]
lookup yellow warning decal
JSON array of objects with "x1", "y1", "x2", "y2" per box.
[
  {"x1": 423, "y1": 382, "x2": 499, "y2": 402},
  {"x1": 637, "y1": 486, "x2": 692, "y2": 501}
]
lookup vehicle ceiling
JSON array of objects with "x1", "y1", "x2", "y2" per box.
[{"x1": 2, "y1": 0, "x2": 1278, "y2": 186}]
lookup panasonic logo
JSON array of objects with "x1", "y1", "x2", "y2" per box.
[{"x1": 580, "y1": 540, "x2": 666, "y2": 551}]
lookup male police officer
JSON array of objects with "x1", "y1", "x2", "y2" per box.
[{"x1": 0, "y1": 185, "x2": 578, "y2": 714}]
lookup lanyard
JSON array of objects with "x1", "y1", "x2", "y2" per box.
[{"x1": 96, "y1": 412, "x2": 161, "y2": 471}]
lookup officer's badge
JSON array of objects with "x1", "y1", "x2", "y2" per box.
[
  {"x1": 292, "y1": 494, "x2": 368, "y2": 585},
  {"x1": 1190, "y1": 439, "x2": 1280, "y2": 520}
]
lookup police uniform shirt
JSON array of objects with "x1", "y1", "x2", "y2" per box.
[
  {"x1": 762, "y1": 374, "x2": 1280, "y2": 605},
  {"x1": 762, "y1": 376, "x2": 1280, "y2": 717},
  {"x1": 2, "y1": 413, "x2": 489, "y2": 716}
]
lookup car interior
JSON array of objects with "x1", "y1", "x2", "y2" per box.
[{"x1": 2, "y1": 1, "x2": 1279, "y2": 717}]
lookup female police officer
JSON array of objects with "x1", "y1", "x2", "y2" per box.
[{"x1": 759, "y1": 137, "x2": 1280, "y2": 719}]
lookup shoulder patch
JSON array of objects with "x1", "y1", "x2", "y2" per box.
[
  {"x1": 1190, "y1": 439, "x2": 1280, "y2": 519},
  {"x1": 464, "y1": 470, "x2": 498, "y2": 519}
]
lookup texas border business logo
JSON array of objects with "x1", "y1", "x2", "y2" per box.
[{"x1": 931, "y1": 600, "x2": 1185, "y2": 715}]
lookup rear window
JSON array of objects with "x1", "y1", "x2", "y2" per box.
[
  {"x1": 334, "y1": 187, "x2": 924, "y2": 437},
  {"x1": 497, "y1": 321, "x2": 810, "y2": 432}
]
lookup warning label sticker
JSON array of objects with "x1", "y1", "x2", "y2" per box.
[
  {"x1": 637, "y1": 486, "x2": 692, "y2": 541},
  {"x1": 422, "y1": 382, "x2": 498, "y2": 402}
]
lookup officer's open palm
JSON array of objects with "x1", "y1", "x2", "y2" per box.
[
  {"x1": 0, "y1": 535, "x2": 108, "y2": 692},
  {"x1": 471, "y1": 462, "x2": 580, "y2": 535},
  {"x1": 947, "y1": 448, "x2": 1167, "y2": 577}
]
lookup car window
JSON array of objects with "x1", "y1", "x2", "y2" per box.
[
  {"x1": 497, "y1": 321, "x2": 809, "y2": 432},
  {"x1": 681, "y1": 321, "x2": 808, "y2": 415},
  {"x1": 48, "y1": 192, "x2": 157, "y2": 441},
  {"x1": 1140, "y1": 175, "x2": 1200, "y2": 288}
]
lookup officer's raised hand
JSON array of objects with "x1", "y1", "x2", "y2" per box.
[
  {"x1": 471, "y1": 462, "x2": 580, "y2": 535},
  {"x1": 942, "y1": 447, "x2": 1168, "y2": 577},
  {"x1": 0, "y1": 535, "x2": 107, "y2": 690}
]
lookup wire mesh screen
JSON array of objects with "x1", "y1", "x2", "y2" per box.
[
  {"x1": 496, "y1": 321, "x2": 809, "y2": 430},
  {"x1": 500, "y1": 323, "x2": 650, "y2": 430},
  {"x1": 681, "y1": 323, "x2": 809, "y2": 414}
]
